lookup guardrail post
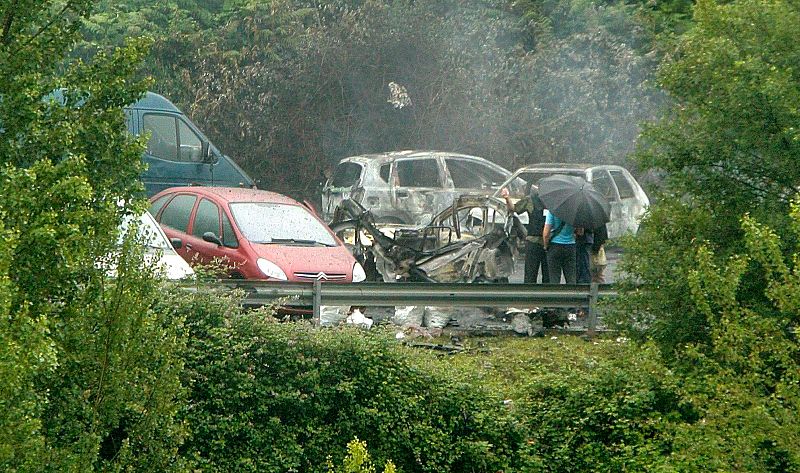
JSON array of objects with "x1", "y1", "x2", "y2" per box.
[
  {"x1": 587, "y1": 282, "x2": 599, "y2": 337},
  {"x1": 313, "y1": 279, "x2": 322, "y2": 325}
]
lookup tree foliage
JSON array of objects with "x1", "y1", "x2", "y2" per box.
[
  {"x1": 0, "y1": 1, "x2": 187, "y2": 470},
  {"x1": 666, "y1": 201, "x2": 800, "y2": 471},
  {"x1": 613, "y1": 0, "x2": 800, "y2": 352},
  {"x1": 641, "y1": 0, "x2": 800, "y2": 228}
]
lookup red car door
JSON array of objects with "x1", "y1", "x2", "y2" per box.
[
  {"x1": 154, "y1": 193, "x2": 198, "y2": 261},
  {"x1": 188, "y1": 197, "x2": 248, "y2": 276}
]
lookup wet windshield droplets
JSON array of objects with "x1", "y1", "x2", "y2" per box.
[{"x1": 231, "y1": 203, "x2": 337, "y2": 246}]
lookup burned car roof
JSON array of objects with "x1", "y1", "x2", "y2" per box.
[{"x1": 339, "y1": 150, "x2": 493, "y2": 164}]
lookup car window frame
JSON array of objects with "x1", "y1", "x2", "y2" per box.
[
  {"x1": 148, "y1": 194, "x2": 171, "y2": 219},
  {"x1": 588, "y1": 169, "x2": 620, "y2": 202},
  {"x1": 393, "y1": 157, "x2": 444, "y2": 188},
  {"x1": 156, "y1": 193, "x2": 198, "y2": 234},
  {"x1": 330, "y1": 161, "x2": 364, "y2": 188},
  {"x1": 608, "y1": 169, "x2": 636, "y2": 200},
  {"x1": 177, "y1": 117, "x2": 204, "y2": 163},
  {"x1": 192, "y1": 198, "x2": 222, "y2": 239},
  {"x1": 221, "y1": 209, "x2": 239, "y2": 248},
  {"x1": 142, "y1": 113, "x2": 204, "y2": 163},
  {"x1": 142, "y1": 113, "x2": 181, "y2": 162}
]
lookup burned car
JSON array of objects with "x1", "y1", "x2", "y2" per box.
[
  {"x1": 495, "y1": 163, "x2": 649, "y2": 239},
  {"x1": 321, "y1": 151, "x2": 513, "y2": 226},
  {"x1": 330, "y1": 195, "x2": 525, "y2": 283}
]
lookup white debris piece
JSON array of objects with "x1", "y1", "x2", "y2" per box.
[
  {"x1": 345, "y1": 308, "x2": 373, "y2": 329},
  {"x1": 423, "y1": 307, "x2": 450, "y2": 329},
  {"x1": 387, "y1": 81, "x2": 412, "y2": 109},
  {"x1": 511, "y1": 312, "x2": 532, "y2": 335},
  {"x1": 319, "y1": 305, "x2": 348, "y2": 327},
  {"x1": 392, "y1": 305, "x2": 424, "y2": 327}
]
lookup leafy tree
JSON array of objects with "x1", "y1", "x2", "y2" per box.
[
  {"x1": 612, "y1": 0, "x2": 800, "y2": 352},
  {"x1": 666, "y1": 201, "x2": 800, "y2": 471},
  {"x1": 642, "y1": 0, "x2": 800, "y2": 229},
  {"x1": 0, "y1": 1, "x2": 187, "y2": 470}
]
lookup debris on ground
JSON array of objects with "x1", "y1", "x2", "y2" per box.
[{"x1": 345, "y1": 308, "x2": 373, "y2": 329}]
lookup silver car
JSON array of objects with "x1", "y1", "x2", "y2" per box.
[
  {"x1": 496, "y1": 163, "x2": 650, "y2": 239},
  {"x1": 321, "y1": 150, "x2": 513, "y2": 226}
]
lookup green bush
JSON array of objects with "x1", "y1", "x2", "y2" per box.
[
  {"x1": 327, "y1": 438, "x2": 397, "y2": 473},
  {"x1": 172, "y1": 295, "x2": 520, "y2": 473},
  {"x1": 448, "y1": 337, "x2": 688, "y2": 472},
  {"x1": 663, "y1": 201, "x2": 800, "y2": 471}
]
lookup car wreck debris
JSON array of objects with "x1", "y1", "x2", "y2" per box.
[{"x1": 331, "y1": 195, "x2": 525, "y2": 283}]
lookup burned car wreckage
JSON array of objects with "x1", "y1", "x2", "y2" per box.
[{"x1": 330, "y1": 195, "x2": 525, "y2": 283}]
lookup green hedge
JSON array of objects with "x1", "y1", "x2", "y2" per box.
[{"x1": 171, "y1": 295, "x2": 520, "y2": 473}]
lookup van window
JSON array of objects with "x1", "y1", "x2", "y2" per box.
[
  {"x1": 331, "y1": 162, "x2": 363, "y2": 187},
  {"x1": 143, "y1": 114, "x2": 178, "y2": 161},
  {"x1": 396, "y1": 159, "x2": 441, "y2": 187},
  {"x1": 591, "y1": 171, "x2": 618, "y2": 201},
  {"x1": 193, "y1": 198, "x2": 221, "y2": 238},
  {"x1": 610, "y1": 170, "x2": 636, "y2": 199},
  {"x1": 143, "y1": 114, "x2": 205, "y2": 163},
  {"x1": 178, "y1": 119, "x2": 204, "y2": 162},
  {"x1": 159, "y1": 194, "x2": 196, "y2": 233}
]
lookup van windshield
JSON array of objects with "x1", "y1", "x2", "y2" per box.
[{"x1": 231, "y1": 203, "x2": 338, "y2": 247}]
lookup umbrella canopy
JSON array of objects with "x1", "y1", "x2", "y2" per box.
[{"x1": 537, "y1": 174, "x2": 610, "y2": 228}]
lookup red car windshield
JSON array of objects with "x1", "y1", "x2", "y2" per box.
[{"x1": 231, "y1": 202, "x2": 338, "y2": 247}]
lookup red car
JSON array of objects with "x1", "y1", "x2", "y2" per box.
[{"x1": 149, "y1": 187, "x2": 365, "y2": 282}]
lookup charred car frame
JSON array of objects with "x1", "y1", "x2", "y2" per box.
[{"x1": 330, "y1": 195, "x2": 525, "y2": 283}]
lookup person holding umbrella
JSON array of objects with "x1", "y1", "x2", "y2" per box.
[
  {"x1": 538, "y1": 174, "x2": 611, "y2": 285},
  {"x1": 542, "y1": 206, "x2": 577, "y2": 283}
]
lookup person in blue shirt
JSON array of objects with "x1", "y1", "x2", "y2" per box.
[{"x1": 542, "y1": 210, "x2": 576, "y2": 284}]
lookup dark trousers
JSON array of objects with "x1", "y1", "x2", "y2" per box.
[
  {"x1": 524, "y1": 241, "x2": 549, "y2": 283},
  {"x1": 576, "y1": 240, "x2": 591, "y2": 284},
  {"x1": 547, "y1": 243, "x2": 576, "y2": 284}
]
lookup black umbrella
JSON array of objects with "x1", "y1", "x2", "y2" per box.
[{"x1": 537, "y1": 174, "x2": 611, "y2": 228}]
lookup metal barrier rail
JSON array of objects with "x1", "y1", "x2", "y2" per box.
[{"x1": 201, "y1": 281, "x2": 618, "y2": 333}]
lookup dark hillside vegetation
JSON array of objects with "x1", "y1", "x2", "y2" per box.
[{"x1": 83, "y1": 0, "x2": 677, "y2": 199}]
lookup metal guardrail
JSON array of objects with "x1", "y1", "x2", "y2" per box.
[{"x1": 204, "y1": 281, "x2": 618, "y2": 333}]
